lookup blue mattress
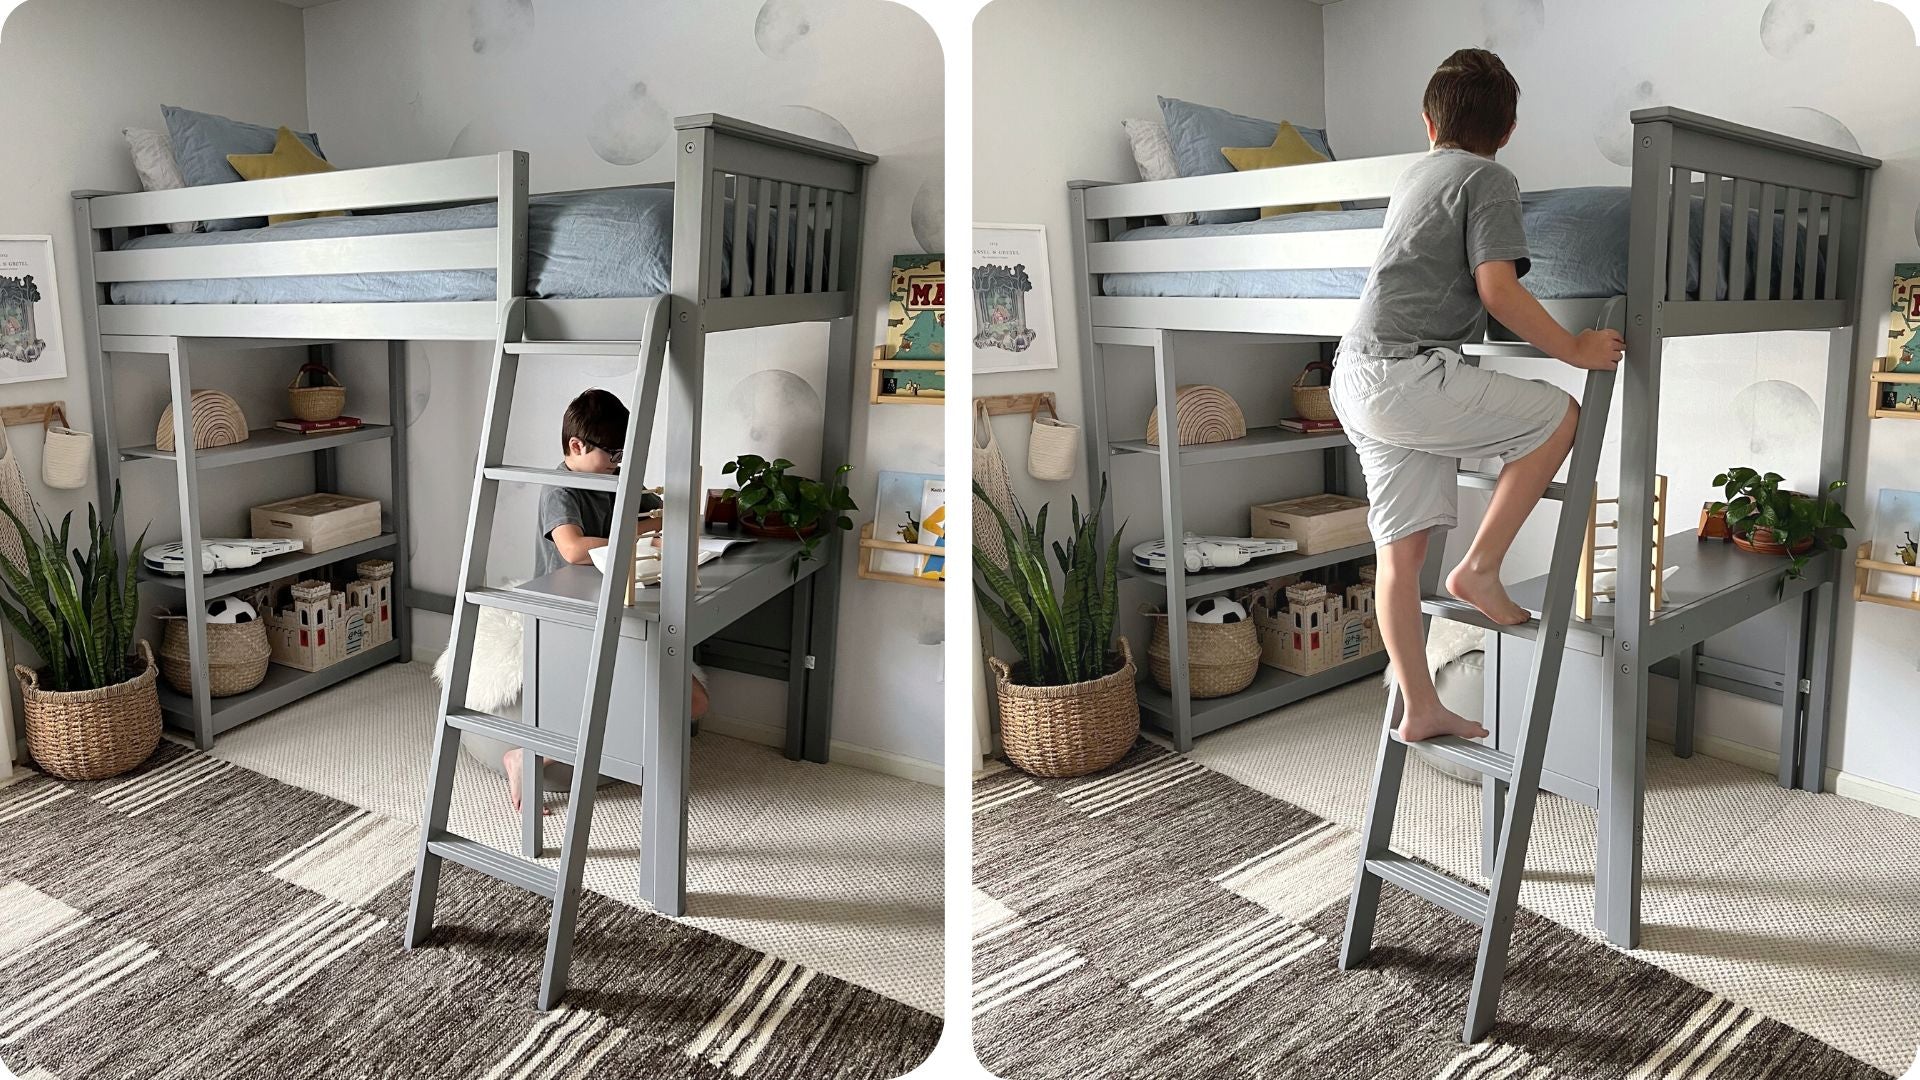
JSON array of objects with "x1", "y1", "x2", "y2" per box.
[
  {"x1": 111, "y1": 187, "x2": 729, "y2": 305},
  {"x1": 1101, "y1": 186, "x2": 1824, "y2": 302}
]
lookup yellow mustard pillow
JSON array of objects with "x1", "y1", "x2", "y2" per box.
[
  {"x1": 226, "y1": 126, "x2": 342, "y2": 225},
  {"x1": 1220, "y1": 122, "x2": 1341, "y2": 218}
]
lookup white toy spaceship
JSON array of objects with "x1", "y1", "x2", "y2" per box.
[
  {"x1": 1131, "y1": 535, "x2": 1297, "y2": 574},
  {"x1": 143, "y1": 538, "x2": 304, "y2": 576}
]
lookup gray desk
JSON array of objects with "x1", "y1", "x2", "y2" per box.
[
  {"x1": 510, "y1": 537, "x2": 829, "y2": 913},
  {"x1": 1483, "y1": 529, "x2": 1823, "y2": 945}
]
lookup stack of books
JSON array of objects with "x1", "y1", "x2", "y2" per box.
[
  {"x1": 275, "y1": 416, "x2": 364, "y2": 435},
  {"x1": 1278, "y1": 416, "x2": 1343, "y2": 434}
]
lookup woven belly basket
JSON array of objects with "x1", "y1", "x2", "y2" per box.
[{"x1": 1145, "y1": 385, "x2": 1246, "y2": 447}]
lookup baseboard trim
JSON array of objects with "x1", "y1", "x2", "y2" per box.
[
  {"x1": 698, "y1": 713, "x2": 942, "y2": 786},
  {"x1": 1656, "y1": 729, "x2": 1920, "y2": 820}
]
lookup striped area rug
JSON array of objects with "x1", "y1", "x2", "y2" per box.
[
  {"x1": 972, "y1": 741, "x2": 1893, "y2": 1079},
  {"x1": 0, "y1": 743, "x2": 939, "y2": 1080}
]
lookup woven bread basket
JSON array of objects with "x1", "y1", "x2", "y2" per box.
[
  {"x1": 156, "y1": 390, "x2": 249, "y2": 452},
  {"x1": 1145, "y1": 384, "x2": 1246, "y2": 447},
  {"x1": 287, "y1": 363, "x2": 347, "y2": 422},
  {"x1": 990, "y1": 638, "x2": 1138, "y2": 778},
  {"x1": 1292, "y1": 362, "x2": 1337, "y2": 422},
  {"x1": 159, "y1": 614, "x2": 271, "y2": 697},
  {"x1": 16, "y1": 640, "x2": 162, "y2": 781},
  {"x1": 1147, "y1": 611, "x2": 1260, "y2": 698}
]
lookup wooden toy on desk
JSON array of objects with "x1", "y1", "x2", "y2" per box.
[
  {"x1": 1577, "y1": 475, "x2": 1668, "y2": 621},
  {"x1": 1698, "y1": 502, "x2": 1731, "y2": 541}
]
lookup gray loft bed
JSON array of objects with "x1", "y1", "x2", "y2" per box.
[
  {"x1": 1069, "y1": 107, "x2": 1877, "y2": 947},
  {"x1": 70, "y1": 113, "x2": 875, "y2": 917}
]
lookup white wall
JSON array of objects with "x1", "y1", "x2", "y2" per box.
[
  {"x1": 300, "y1": 0, "x2": 945, "y2": 770},
  {"x1": 0, "y1": 0, "x2": 310, "y2": 766},
  {"x1": 1323, "y1": 0, "x2": 1920, "y2": 798},
  {"x1": 972, "y1": 0, "x2": 1333, "y2": 668}
]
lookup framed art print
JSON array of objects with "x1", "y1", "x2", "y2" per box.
[
  {"x1": 972, "y1": 223, "x2": 1059, "y2": 375},
  {"x1": 0, "y1": 236, "x2": 67, "y2": 385}
]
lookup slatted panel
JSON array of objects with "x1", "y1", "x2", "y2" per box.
[
  {"x1": 1801, "y1": 192, "x2": 1824, "y2": 301},
  {"x1": 1779, "y1": 187, "x2": 1801, "y2": 300},
  {"x1": 826, "y1": 191, "x2": 846, "y2": 291},
  {"x1": 1755, "y1": 183, "x2": 1777, "y2": 299},
  {"x1": 1823, "y1": 195, "x2": 1846, "y2": 301},
  {"x1": 1727, "y1": 178, "x2": 1752, "y2": 301},
  {"x1": 1668, "y1": 168, "x2": 1691, "y2": 302},
  {"x1": 730, "y1": 175, "x2": 752, "y2": 298},
  {"x1": 812, "y1": 191, "x2": 830, "y2": 294},
  {"x1": 795, "y1": 186, "x2": 815, "y2": 293},
  {"x1": 772, "y1": 182, "x2": 794, "y2": 297},
  {"x1": 756, "y1": 179, "x2": 775, "y2": 297},
  {"x1": 708, "y1": 170, "x2": 728, "y2": 299},
  {"x1": 1699, "y1": 173, "x2": 1723, "y2": 301}
]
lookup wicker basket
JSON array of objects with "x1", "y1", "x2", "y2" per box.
[
  {"x1": 287, "y1": 363, "x2": 347, "y2": 422},
  {"x1": 990, "y1": 638, "x2": 1139, "y2": 778},
  {"x1": 16, "y1": 640, "x2": 162, "y2": 781},
  {"x1": 1147, "y1": 612, "x2": 1260, "y2": 698},
  {"x1": 1293, "y1": 362, "x2": 1337, "y2": 422},
  {"x1": 159, "y1": 615, "x2": 271, "y2": 697},
  {"x1": 1145, "y1": 385, "x2": 1246, "y2": 447},
  {"x1": 156, "y1": 390, "x2": 249, "y2": 452}
]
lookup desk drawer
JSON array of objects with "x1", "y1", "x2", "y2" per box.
[{"x1": 533, "y1": 621, "x2": 651, "y2": 774}]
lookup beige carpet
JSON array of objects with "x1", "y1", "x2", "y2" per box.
[
  {"x1": 199, "y1": 661, "x2": 943, "y2": 1016},
  {"x1": 1162, "y1": 680, "x2": 1920, "y2": 1075}
]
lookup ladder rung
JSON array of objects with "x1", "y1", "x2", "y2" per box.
[
  {"x1": 428, "y1": 834, "x2": 559, "y2": 899},
  {"x1": 1421, "y1": 597, "x2": 1540, "y2": 639},
  {"x1": 1397, "y1": 732, "x2": 1515, "y2": 780},
  {"x1": 448, "y1": 710, "x2": 579, "y2": 765},
  {"x1": 1366, "y1": 853, "x2": 1489, "y2": 925},
  {"x1": 1457, "y1": 471, "x2": 1567, "y2": 501},
  {"x1": 505, "y1": 341, "x2": 643, "y2": 356},
  {"x1": 482, "y1": 466, "x2": 618, "y2": 492},
  {"x1": 466, "y1": 588, "x2": 599, "y2": 629}
]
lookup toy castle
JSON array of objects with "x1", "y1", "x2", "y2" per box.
[
  {"x1": 254, "y1": 559, "x2": 395, "y2": 672},
  {"x1": 1256, "y1": 579, "x2": 1383, "y2": 676}
]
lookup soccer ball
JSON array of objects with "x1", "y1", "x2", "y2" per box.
[
  {"x1": 206, "y1": 596, "x2": 256, "y2": 624},
  {"x1": 1187, "y1": 596, "x2": 1246, "y2": 624}
]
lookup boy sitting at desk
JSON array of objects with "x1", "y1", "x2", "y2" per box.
[
  {"x1": 506, "y1": 388, "x2": 709, "y2": 813},
  {"x1": 1327, "y1": 48, "x2": 1623, "y2": 745}
]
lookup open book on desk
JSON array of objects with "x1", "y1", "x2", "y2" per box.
[{"x1": 587, "y1": 535, "x2": 755, "y2": 586}]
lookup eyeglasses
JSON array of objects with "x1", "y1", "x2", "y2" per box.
[{"x1": 588, "y1": 443, "x2": 624, "y2": 465}]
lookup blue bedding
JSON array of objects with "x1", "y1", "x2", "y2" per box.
[
  {"x1": 110, "y1": 187, "x2": 696, "y2": 305},
  {"x1": 1101, "y1": 186, "x2": 1825, "y2": 302}
]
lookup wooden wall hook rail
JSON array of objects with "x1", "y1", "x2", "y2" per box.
[
  {"x1": 0, "y1": 401, "x2": 68, "y2": 428},
  {"x1": 975, "y1": 392, "x2": 1056, "y2": 417}
]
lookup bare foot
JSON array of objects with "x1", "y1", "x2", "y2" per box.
[
  {"x1": 1398, "y1": 704, "x2": 1489, "y2": 743},
  {"x1": 502, "y1": 749, "x2": 551, "y2": 816},
  {"x1": 1446, "y1": 565, "x2": 1531, "y2": 626}
]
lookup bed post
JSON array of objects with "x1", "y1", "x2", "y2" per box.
[
  {"x1": 496, "y1": 151, "x2": 529, "y2": 304},
  {"x1": 644, "y1": 123, "x2": 720, "y2": 917},
  {"x1": 1600, "y1": 116, "x2": 1676, "y2": 948},
  {"x1": 71, "y1": 196, "x2": 121, "y2": 548},
  {"x1": 1800, "y1": 168, "x2": 1873, "y2": 793},
  {"x1": 1149, "y1": 330, "x2": 1195, "y2": 752},
  {"x1": 388, "y1": 341, "x2": 414, "y2": 665},
  {"x1": 1068, "y1": 184, "x2": 1115, "y2": 542},
  {"x1": 165, "y1": 339, "x2": 215, "y2": 750},
  {"x1": 803, "y1": 166, "x2": 868, "y2": 765}
]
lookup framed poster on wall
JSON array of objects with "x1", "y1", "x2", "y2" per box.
[
  {"x1": 972, "y1": 222, "x2": 1058, "y2": 375},
  {"x1": 0, "y1": 236, "x2": 67, "y2": 385}
]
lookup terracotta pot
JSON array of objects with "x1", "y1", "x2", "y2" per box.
[
  {"x1": 1731, "y1": 526, "x2": 1815, "y2": 558},
  {"x1": 738, "y1": 512, "x2": 819, "y2": 542}
]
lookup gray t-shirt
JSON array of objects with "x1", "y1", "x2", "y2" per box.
[
  {"x1": 535, "y1": 464, "x2": 660, "y2": 576},
  {"x1": 1339, "y1": 148, "x2": 1531, "y2": 359}
]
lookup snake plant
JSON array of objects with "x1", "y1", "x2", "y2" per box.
[
  {"x1": 974, "y1": 476, "x2": 1124, "y2": 687},
  {"x1": 0, "y1": 484, "x2": 147, "y2": 692}
]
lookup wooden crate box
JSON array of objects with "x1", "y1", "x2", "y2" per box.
[
  {"x1": 1250, "y1": 493, "x2": 1370, "y2": 554},
  {"x1": 251, "y1": 493, "x2": 382, "y2": 554}
]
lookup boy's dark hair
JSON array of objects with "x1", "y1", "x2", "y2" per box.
[
  {"x1": 561, "y1": 388, "x2": 629, "y2": 456},
  {"x1": 1423, "y1": 48, "x2": 1519, "y2": 156}
]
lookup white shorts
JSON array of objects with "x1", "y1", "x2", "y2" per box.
[{"x1": 1330, "y1": 348, "x2": 1572, "y2": 547}]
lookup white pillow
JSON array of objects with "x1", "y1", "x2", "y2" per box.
[
  {"x1": 121, "y1": 127, "x2": 197, "y2": 234},
  {"x1": 1121, "y1": 118, "x2": 1195, "y2": 227}
]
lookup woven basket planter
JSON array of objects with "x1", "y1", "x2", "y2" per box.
[
  {"x1": 159, "y1": 616, "x2": 271, "y2": 698},
  {"x1": 156, "y1": 390, "x2": 249, "y2": 452},
  {"x1": 1145, "y1": 385, "x2": 1246, "y2": 447},
  {"x1": 16, "y1": 640, "x2": 162, "y2": 781},
  {"x1": 1147, "y1": 613, "x2": 1260, "y2": 698},
  {"x1": 287, "y1": 363, "x2": 347, "y2": 422},
  {"x1": 1293, "y1": 362, "x2": 1337, "y2": 422},
  {"x1": 990, "y1": 638, "x2": 1138, "y2": 778}
]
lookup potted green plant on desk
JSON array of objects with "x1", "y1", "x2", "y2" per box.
[
  {"x1": 0, "y1": 486, "x2": 159, "y2": 781},
  {"x1": 1711, "y1": 467, "x2": 1853, "y2": 584},
  {"x1": 721, "y1": 454, "x2": 858, "y2": 569},
  {"x1": 975, "y1": 476, "x2": 1137, "y2": 778}
]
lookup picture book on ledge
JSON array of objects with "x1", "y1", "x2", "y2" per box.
[{"x1": 1887, "y1": 263, "x2": 1920, "y2": 373}]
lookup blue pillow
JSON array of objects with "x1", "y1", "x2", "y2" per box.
[
  {"x1": 1157, "y1": 96, "x2": 1336, "y2": 224},
  {"x1": 162, "y1": 105, "x2": 327, "y2": 231}
]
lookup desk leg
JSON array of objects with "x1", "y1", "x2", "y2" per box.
[
  {"x1": 1674, "y1": 643, "x2": 1698, "y2": 759},
  {"x1": 1800, "y1": 581, "x2": 1836, "y2": 793},
  {"x1": 784, "y1": 575, "x2": 813, "y2": 761},
  {"x1": 1778, "y1": 591, "x2": 1810, "y2": 788},
  {"x1": 639, "y1": 631, "x2": 687, "y2": 914},
  {"x1": 1597, "y1": 656, "x2": 1640, "y2": 947}
]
